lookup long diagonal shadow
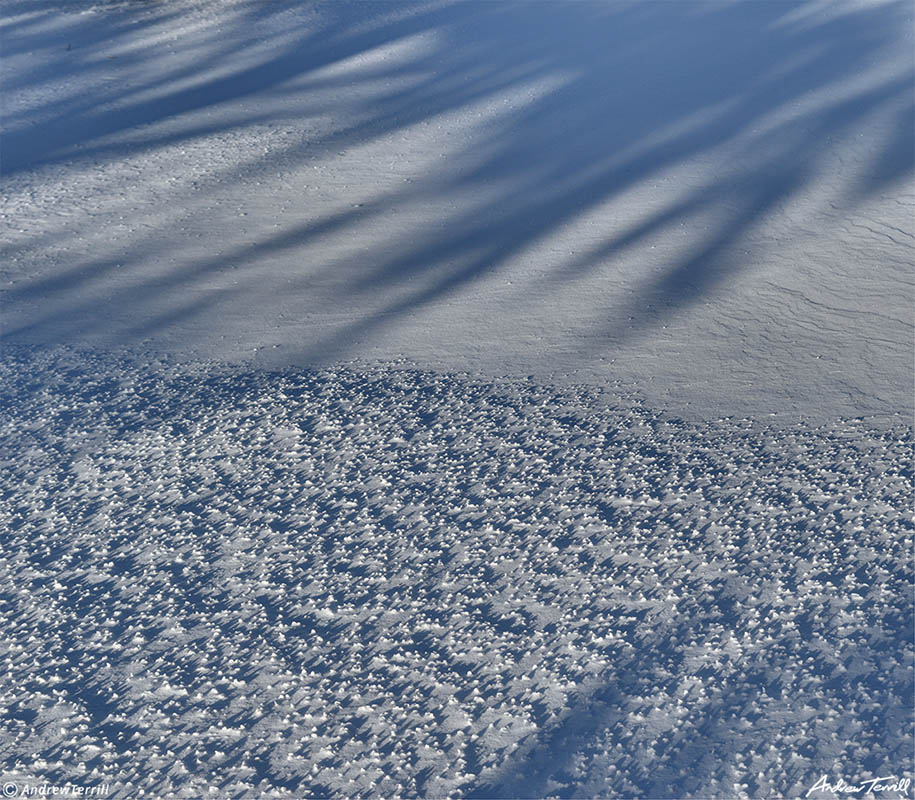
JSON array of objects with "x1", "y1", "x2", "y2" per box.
[
  {"x1": 2, "y1": 0, "x2": 912, "y2": 383},
  {"x1": 467, "y1": 582, "x2": 912, "y2": 799}
]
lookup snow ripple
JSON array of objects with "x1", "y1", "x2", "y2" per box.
[{"x1": 0, "y1": 347, "x2": 911, "y2": 798}]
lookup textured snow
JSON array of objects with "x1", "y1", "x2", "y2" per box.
[
  {"x1": 0, "y1": 347, "x2": 912, "y2": 798},
  {"x1": 2, "y1": 0, "x2": 914, "y2": 796}
]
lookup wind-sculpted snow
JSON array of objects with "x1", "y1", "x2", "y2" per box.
[{"x1": 1, "y1": 348, "x2": 911, "y2": 798}]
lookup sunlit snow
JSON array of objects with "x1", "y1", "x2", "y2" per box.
[{"x1": 1, "y1": 0, "x2": 913, "y2": 797}]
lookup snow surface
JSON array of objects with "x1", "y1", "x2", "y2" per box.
[
  {"x1": 0, "y1": 346, "x2": 912, "y2": 798},
  {"x1": 1, "y1": 0, "x2": 913, "y2": 419},
  {"x1": 2, "y1": 0, "x2": 914, "y2": 797}
]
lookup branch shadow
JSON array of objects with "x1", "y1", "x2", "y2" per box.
[
  {"x1": 467, "y1": 568, "x2": 914, "y2": 800},
  {"x1": 2, "y1": 0, "x2": 912, "y2": 367}
]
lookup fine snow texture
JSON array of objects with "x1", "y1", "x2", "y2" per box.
[
  {"x1": 1, "y1": 347, "x2": 911, "y2": 799},
  {"x1": 2, "y1": 0, "x2": 913, "y2": 420},
  {"x1": 2, "y1": 1, "x2": 913, "y2": 797}
]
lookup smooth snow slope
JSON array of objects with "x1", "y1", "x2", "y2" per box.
[
  {"x1": 2, "y1": 0, "x2": 913, "y2": 420},
  {"x1": 0, "y1": 347, "x2": 912, "y2": 799}
]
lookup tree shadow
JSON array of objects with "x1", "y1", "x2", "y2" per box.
[
  {"x1": 1, "y1": 346, "x2": 911, "y2": 796},
  {"x1": 2, "y1": 0, "x2": 912, "y2": 365},
  {"x1": 467, "y1": 581, "x2": 914, "y2": 800}
]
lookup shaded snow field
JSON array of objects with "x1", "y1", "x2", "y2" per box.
[
  {"x1": 2, "y1": 0, "x2": 914, "y2": 421},
  {"x1": 1, "y1": 347, "x2": 912, "y2": 799}
]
